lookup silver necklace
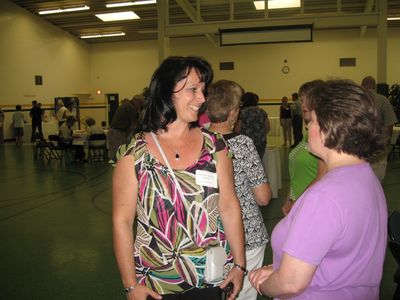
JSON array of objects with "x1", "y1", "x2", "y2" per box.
[{"x1": 158, "y1": 130, "x2": 188, "y2": 161}]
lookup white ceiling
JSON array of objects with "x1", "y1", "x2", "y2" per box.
[{"x1": 9, "y1": 0, "x2": 400, "y2": 44}]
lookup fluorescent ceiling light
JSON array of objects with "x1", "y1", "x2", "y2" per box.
[
  {"x1": 96, "y1": 11, "x2": 140, "y2": 21},
  {"x1": 254, "y1": 0, "x2": 301, "y2": 10},
  {"x1": 81, "y1": 32, "x2": 126, "y2": 39},
  {"x1": 106, "y1": 1, "x2": 156, "y2": 8},
  {"x1": 39, "y1": 5, "x2": 90, "y2": 15},
  {"x1": 387, "y1": 17, "x2": 400, "y2": 20}
]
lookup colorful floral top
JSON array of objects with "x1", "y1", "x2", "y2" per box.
[{"x1": 115, "y1": 129, "x2": 232, "y2": 295}]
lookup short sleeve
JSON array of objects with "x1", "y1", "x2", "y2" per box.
[
  {"x1": 110, "y1": 135, "x2": 137, "y2": 166},
  {"x1": 283, "y1": 189, "x2": 342, "y2": 265},
  {"x1": 242, "y1": 138, "x2": 268, "y2": 187}
]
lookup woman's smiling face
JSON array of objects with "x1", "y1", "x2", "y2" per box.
[{"x1": 172, "y1": 68, "x2": 206, "y2": 124}]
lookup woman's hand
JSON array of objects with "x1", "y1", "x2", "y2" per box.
[
  {"x1": 248, "y1": 264, "x2": 274, "y2": 295},
  {"x1": 220, "y1": 267, "x2": 245, "y2": 300},
  {"x1": 282, "y1": 198, "x2": 294, "y2": 216},
  {"x1": 126, "y1": 284, "x2": 162, "y2": 300}
]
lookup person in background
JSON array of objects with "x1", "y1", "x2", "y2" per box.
[
  {"x1": 249, "y1": 80, "x2": 387, "y2": 299},
  {"x1": 29, "y1": 100, "x2": 45, "y2": 142},
  {"x1": 65, "y1": 102, "x2": 75, "y2": 118},
  {"x1": 85, "y1": 117, "x2": 106, "y2": 146},
  {"x1": 234, "y1": 92, "x2": 270, "y2": 159},
  {"x1": 279, "y1": 96, "x2": 292, "y2": 147},
  {"x1": 0, "y1": 106, "x2": 4, "y2": 123},
  {"x1": 0, "y1": 106, "x2": 4, "y2": 144},
  {"x1": 282, "y1": 81, "x2": 326, "y2": 216},
  {"x1": 207, "y1": 80, "x2": 272, "y2": 300},
  {"x1": 108, "y1": 94, "x2": 144, "y2": 159},
  {"x1": 112, "y1": 56, "x2": 245, "y2": 300},
  {"x1": 361, "y1": 75, "x2": 398, "y2": 181},
  {"x1": 65, "y1": 101, "x2": 80, "y2": 130},
  {"x1": 59, "y1": 116, "x2": 86, "y2": 163},
  {"x1": 198, "y1": 110, "x2": 211, "y2": 129},
  {"x1": 12, "y1": 105, "x2": 25, "y2": 146},
  {"x1": 290, "y1": 92, "x2": 303, "y2": 148},
  {"x1": 56, "y1": 100, "x2": 68, "y2": 127}
]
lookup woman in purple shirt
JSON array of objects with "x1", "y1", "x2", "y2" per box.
[{"x1": 249, "y1": 80, "x2": 388, "y2": 299}]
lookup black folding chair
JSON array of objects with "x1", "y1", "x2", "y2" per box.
[
  {"x1": 87, "y1": 133, "x2": 108, "y2": 163},
  {"x1": 388, "y1": 211, "x2": 400, "y2": 300},
  {"x1": 46, "y1": 135, "x2": 67, "y2": 162},
  {"x1": 33, "y1": 132, "x2": 48, "y2": 160},
  {"x1": 34, "y1": 139, "x2": 52, "y2": 161}
]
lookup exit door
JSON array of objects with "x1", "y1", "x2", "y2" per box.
[{"x1": 106, "y1": 93, "x2": 119, "y2": 125}]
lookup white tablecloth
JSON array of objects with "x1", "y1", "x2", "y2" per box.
[
  {"x1": 268, "y1": 117, "x2": 281, "y2": 137},
  {"x1": 72, "y1": 131, "x2": 88, "y2": 145},
  {"x1": 23, "y1": 122, "x2": 59, "y2": 142},
  {"x1": 262, "y1": 147, "x2": 282, "y2": 198},
  {"x1": 43, "y1": 122, "x2": 59, "y2": 138}
]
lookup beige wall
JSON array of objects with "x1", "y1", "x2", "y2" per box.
[
  {"x1": 170, "y1": 28, "x2": 400, "y2": 100},
  {"x1": 89, "y1": 40, "x2": 159, "y2": 102},
  {"x1": 1, "y1": 0, "x2": 399, "y2": 139},
  {"x1": 0, "y1": 0, "x2": 90, "y2": 108}
]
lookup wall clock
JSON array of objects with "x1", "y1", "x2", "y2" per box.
[{"x1": 282, "y1": 65, "x2": 290, "y2": 74}]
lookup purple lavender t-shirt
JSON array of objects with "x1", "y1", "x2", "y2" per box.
[{"x1": 271, "y1": 163, "x2": 387, "y2": 299}]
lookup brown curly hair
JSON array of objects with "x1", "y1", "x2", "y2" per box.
[{"x1": 307, "y1": 79, "x2": 386, "y2": 160}]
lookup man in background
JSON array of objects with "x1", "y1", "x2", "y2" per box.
[
  {"x1": 291, "y1": 92, "x2": 303, "y2": 148},
  {"x1": 361, "y1": 76, "x2": 398, "y2": 181},
  {"x1": 0, "y1": 106, "x2": 4, "y2": 144},
  {"x1": 108, "y1": 94, "x2": 144, "y2": 159},
  {"x1": 29, "y1": 100, "x2": 44, "y2": 142}
]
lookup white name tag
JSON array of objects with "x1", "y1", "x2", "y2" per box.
[{"x1": 196, "y1": 170, "x2": 218, "y2": 188}]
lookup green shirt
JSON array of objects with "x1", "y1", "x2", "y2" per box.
[{"x1": 288, "y1": 135, "x2": 318, "y2": 200}]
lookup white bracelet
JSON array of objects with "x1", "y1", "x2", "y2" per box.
[{"x1": 124, "y1": 282, "x2": 138, "y2": 294}]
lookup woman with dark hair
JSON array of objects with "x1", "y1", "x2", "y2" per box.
[
  {"x1": 234, "y1": 92, "x2": 270, "y2": 159},
  {"x1": 112, "y1": 56, "x2": 246, "y2": 300},
  {"x1": 207, "y1": 80, "x2": 272, "y2": 300},
  {"x1": 249, "y1": 80, "x2": 388, "y2": 299}
]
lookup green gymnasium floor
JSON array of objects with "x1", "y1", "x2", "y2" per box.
[{"x1": 0, "y1": 143, "x2": 399, "y2": 299}]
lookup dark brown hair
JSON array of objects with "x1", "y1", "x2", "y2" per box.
[{"x1": 307, "y1": 80, "x2": 386, "y2": 160}]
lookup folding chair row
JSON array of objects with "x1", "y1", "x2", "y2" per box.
[
  {"x1": 87, "y1": 133, "x2": 108, "y2": 163},
  {"x1": 34, "y1": 135, "x2": 66, "y2": 162}
]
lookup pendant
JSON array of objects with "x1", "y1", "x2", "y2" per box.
[{"x1": 175, "y1": 152, "x2": 180, "y2": 160}]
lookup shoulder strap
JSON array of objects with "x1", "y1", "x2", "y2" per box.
[{"x1": 150, "y1": 132, "x2": 185, "y2": 199}]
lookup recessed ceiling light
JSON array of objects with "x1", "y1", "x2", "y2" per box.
[
  {"x1": 95, "y1": 11, "x2": 140, "y2": 21},
  {"x1": 254, "y1": 0, "x2": 301, "y2": 10},
  {"x1": 106, "y1": 1, "x2": 156, "y2": 8},
  {"x1": 38, "y1": 5, "x2": 90, "y2": 15},
  {"x1": 81, "y1": 32, "x2": 126, "y2": 39},
  {"x1": 387, "y1": 17, "x2": 400, "y2": 20}
]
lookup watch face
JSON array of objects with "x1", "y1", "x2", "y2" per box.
[{"x1": 282, "y1": 66, "x2": 290, "y2": 74}]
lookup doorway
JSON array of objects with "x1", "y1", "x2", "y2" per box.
[{"x1": 106, "y1": 93, "x2": 119, "y2": 126}]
